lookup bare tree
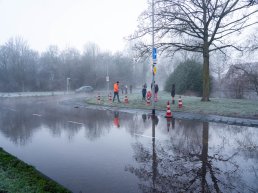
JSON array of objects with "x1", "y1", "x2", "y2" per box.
[
  {"x1": 233, "y1": 63, "x2": 258, "y2": 95},
  {"x1": 251, "y1": 34, "x2": 258, "y2": 51},
  {"x1": 131, "y1": 0, "x2": 258, "y2": 101},
  {"x1": 223, "y1": 65, "x2": 247, "y2": 98},
  {"x1": 0, "y1": 37, "x2": 39, "y2": 92}
]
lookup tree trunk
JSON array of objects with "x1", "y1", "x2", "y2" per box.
[
  {"x1": 201, "y1": 122, "x2": 209, "y2": 192},
  {"x1": 202, "y1": 46, "x2": 210, "y2": 101}
]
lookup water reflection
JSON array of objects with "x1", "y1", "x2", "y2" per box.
[
  {"x1": 0, "y1": 102, "x2": 116, "y2": 145},
  {"x1": 0, "y1": 98, "x2": 257, "y2": 192},
  {"x1": 113, "y1": 111, "x2": 120, "y2": 128},
  {"x1": 126, "y1": 119, "x2": 258, "y2": 193},
  {"x1": 166, "y1": 117, "x2": 175, "y2": 131}
]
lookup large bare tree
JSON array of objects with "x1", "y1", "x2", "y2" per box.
[{"x1": 131, "y1": 0, "x2": 258, "y2": 101}]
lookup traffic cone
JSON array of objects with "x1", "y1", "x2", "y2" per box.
[
  {"x1": 146, "y1": 91, "x2": 151, "y2": 106},
  {"x1": 178, "y1": 96, "x2": 183, "y2": 108},
  {"x1": 146, "y1": 96, "x2": 151, "y2": 105},
  {"x1": 124, "y1": 95, "x2": 129, "y2": 104},
  {"x1": 165, "y1": 101, "x2": 172, "y2": 118}
]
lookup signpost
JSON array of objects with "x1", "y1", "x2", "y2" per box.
[
  {"x1": 153, "y1": 66, "x2": 157, "y2": 75},
  {"x1": 152, "y1": 48, "x2": 157, "y2": 60},
  {"x1": 151, "y1": 0, "x2": 156, "y2": 115}
]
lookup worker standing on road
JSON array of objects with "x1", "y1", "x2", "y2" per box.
[{"x1": 113, "y1": 81, "x2": 121, "y2": 102}]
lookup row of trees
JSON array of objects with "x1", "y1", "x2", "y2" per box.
[{"x1": 0, "y1": 38, "x2": 149, "y2": 92}]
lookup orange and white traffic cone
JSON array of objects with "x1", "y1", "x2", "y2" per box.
[
  {"x1": 124, "y1": 95, "x2": 129, "y2": 104},
  {"x1": 146, "y1": 91, "x2": 152, "y2": 106},
  {"x1": 146, "y1": 97, "x2": 151, "y2": 105},
  {"x1": 178, "y1": 96, "x2": 183, "y2": 108},
  {"x1": 165, "y1": 101, "x2": 172, "y2": 118}
]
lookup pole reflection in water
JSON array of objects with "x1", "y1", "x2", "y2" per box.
[{"x1": 151, "y1": 115, "x2": 158, "y2": 192}]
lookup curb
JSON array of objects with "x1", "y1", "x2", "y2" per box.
[{"x1": 61, "y1": 98, "x2": 258, "y2": 128}]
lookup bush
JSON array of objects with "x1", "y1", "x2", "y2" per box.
[{"x1": 165, "y1": 60, "x2": 203, "y2": 95}]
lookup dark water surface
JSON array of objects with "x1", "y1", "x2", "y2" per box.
[{"x1": 0, "y1": 97, "x2": 257, "y2": 193}]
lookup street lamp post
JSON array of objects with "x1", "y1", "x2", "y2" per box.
[
  {"x1": 66, "y1": 78, "x2": 70, "y2": 93},
  {"x1": 106, "y1": 62, "x2": 109, "y2": 96},
  {"x1": 151, "y1": 0, "x2": 156, "y2": 115}
]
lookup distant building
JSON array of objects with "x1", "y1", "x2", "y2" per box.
[{"x1": 211, "y1": 62, "x2": 258, "y2": 99}]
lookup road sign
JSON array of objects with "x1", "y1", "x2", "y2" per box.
[
  {"x1": 153, "y1": 66, "x2": 157, "y2": 74},
  {"x1": 106, "y1": 76, "x2": 109, "y2": 82},
  {"x1": 152, "y1": 48, "x2": 157, "y2": 60}
]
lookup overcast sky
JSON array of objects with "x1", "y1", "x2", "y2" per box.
[{"x1": 0, "y1": 0, "x2": 147, "y2": 53}]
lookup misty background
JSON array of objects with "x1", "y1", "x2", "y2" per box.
[{"x1": 0, "y1": 0, "x2": 258, "y2": 100}]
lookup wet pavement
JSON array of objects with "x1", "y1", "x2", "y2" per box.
[{"x1": 0, "y1": 95, "x2": 258, "y2": 193}]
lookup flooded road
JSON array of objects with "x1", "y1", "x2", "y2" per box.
[{"x1": 0, "y1": 96, "x2": 258, "y2": 193}]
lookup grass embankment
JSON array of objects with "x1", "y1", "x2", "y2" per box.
[
  {"x1": 0, "y1": 148, "x2": 71, "y2": 193},
  {"x1": 87, "y1": 91, "x2": 258, "y2": 119}
]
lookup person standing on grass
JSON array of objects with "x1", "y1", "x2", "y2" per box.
[
  {"x1": 154, "y1": 83, "x2": 159, "y2": 102},
  {"x1": 113, "y1": 81, "x2": 121, "y2": 102},
  {"x1": 142, "y1": 83, "x2": 147, "y2": 100},
  {"x1": 171, "y1": 84, "x2": 175, "y2": 104}
]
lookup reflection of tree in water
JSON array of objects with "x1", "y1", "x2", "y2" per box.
[
  {"x1": 215, "y1": 123, "x2": 258, "y2": 188},
  {"x1": 41, "y1": 106, "x2": 115, "y2": 141},
  {"x1": 126, "y1": 120, "x2": 257, "y2": 193},
  {"x1": 0, "y1": 102, "x2": 119, "y2": 145},
  {"x1": 0, "y1": 98, "x2": 145, "y2": 145},
  {"x1": 215, "y1": 124, "x2": 258, "y2": 159},
  {"x1": 0, "y1": 105, "x2": 42, "y2": 145}
]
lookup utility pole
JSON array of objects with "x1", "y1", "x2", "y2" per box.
[
  {"x1": 106, "y1": 62, "x2": 109, "y2": 96},
  {"x1": 151, "y1": 0, "x2": 156, "y2": 115},
  {"x1": 66, "y1": 78, "x2": 70, "y2": 94}
]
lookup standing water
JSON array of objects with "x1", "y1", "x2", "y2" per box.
[{"x1": 0, "y1": 98, "x2": 257, "y2": 193}]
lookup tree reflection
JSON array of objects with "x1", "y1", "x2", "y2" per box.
[
  {"x1": 0, "y1": 106, "x2": 41, "y2": 145},
  {"x1": 125, "y1": 120, "x2": 256, "y2": 193},
  {"x1": 0, "y1": 102, "x2": 119, "y2": 145}
]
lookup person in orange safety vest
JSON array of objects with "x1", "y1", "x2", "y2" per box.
[{"x1": 113, "y1": 81, "x2": 121, "y2": 102}]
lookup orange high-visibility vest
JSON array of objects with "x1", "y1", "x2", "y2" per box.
[{"x1": 114, "y1": 83, "x2": 119, "y2": 92}]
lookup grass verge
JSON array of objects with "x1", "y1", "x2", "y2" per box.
[
  {"x1": 87, "y1": 91, "x2": 258, "y2": 119},
  {"x1": 0, "y1": 147, "x2": 71, "y2": 193}
]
